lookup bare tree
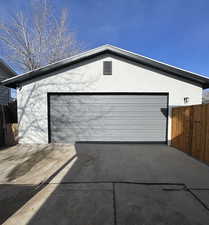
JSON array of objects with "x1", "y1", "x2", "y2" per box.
[{"x1": 0, "y1": 0, "x2": 82, "y2": 72}]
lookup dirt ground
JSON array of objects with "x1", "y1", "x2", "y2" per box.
[
  {"x1": 0, "y1": 144, "x2": 76, "y2": 185},
  {"x1": 0, "y1": 144, "x2": 76, "y2": 224}
]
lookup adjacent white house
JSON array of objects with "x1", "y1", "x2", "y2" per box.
[{"x1": 2, "y1": 45, "x2": 209, "y2": 144}]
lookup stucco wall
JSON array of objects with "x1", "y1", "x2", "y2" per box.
[{"x1": 17, "y1": 54, "x2": 202, "y2": 144}]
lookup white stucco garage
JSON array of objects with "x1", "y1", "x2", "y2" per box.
[{"x1": 2, "y1": 45, "x2": 209, "y2": 144}]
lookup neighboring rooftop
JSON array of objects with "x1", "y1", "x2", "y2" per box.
[
  {"x1": 0, "y1": 59, "x2": 17, "y2": 80},
  {"x1": 1, "y1": 45, "x2": 209, "y2": 88}
]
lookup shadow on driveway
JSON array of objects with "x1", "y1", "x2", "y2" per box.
[
  {"x1": 0, "y1": 184, "x2": 38, "y2": 224},
  {"x1": 2, "y1": 143, "x2": 209, "y2": 225}
]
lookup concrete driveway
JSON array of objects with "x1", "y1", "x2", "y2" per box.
[{"x1": 1, "y1": 143, "x2": 209, "y2": 225}]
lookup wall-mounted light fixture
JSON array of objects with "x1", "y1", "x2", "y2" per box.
[{"x1": 184, "y1": 97, "x2": 189, "y2": 104}]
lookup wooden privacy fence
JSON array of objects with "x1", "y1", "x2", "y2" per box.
[
  {"x1": 171, "y1": 104, "x2": 209, "y2": 164},
  {"x1": 0, "y1": 101, "x2": 18, "y2": 146}
]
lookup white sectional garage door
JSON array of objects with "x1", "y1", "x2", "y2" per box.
[{"x1": 48, "y1": 94, "x2": 168, "y2": 143}]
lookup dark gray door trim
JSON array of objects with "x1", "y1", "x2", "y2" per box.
[{"x1": 47, "y1": 92, "x2": 169, "y2": 144}]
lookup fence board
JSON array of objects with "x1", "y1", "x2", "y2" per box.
[
  {"x1": 204, "y1": 105, "x2": 209, "y2": 163},
  {"x1": 191, "y1": 105, "x2": 201, "y2": 159},
  {"x1": 171, "y1": 108, "x2": 178, "y2": 147},
  {"x1": 184, "y1": 106, "x2": 192, "y2": 154},
  {"x1": 171, "y1": 104, "x2": 209, "y2": 165},
  {"x1": 0, "y1": 101, "x2": 17, "y2": 146}
]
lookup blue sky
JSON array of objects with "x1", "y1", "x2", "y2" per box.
[{"x1": 0, "y1": 0, "x2": 209, "y2": 77}]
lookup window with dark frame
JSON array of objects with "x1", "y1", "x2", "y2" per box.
[{"x1": 103, "y1": 61, "x2": 112, "y2": 75}]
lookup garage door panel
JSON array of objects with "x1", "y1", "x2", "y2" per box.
[
  {"x1": 52, "y1": 131, "x2": 166, "y2": 143},
  {"x1": 51, "y1": 116, "x2": 166, "y2": 128},
  {"x1": 52, "y1": 129, "x2": 167, "y2": 137},
  {"x1": 51, "y1": 110, "x2": 167, "y2": 119},
  {"x1": 52, "y1": 101, "x2": 167, "y2": 106},
  {"x1": 51, "y1": 119, "x2": 167, "y2": 129},
  {"x1": 51, "y1": 120, "x2": 167, "y2": 129},
  {"x1": 50, "y1": 95, "x2": 167, "y2": 102},
  {"x1": 49, "y1": 94, "x2": 168, "y2": 143},
  {"x1": 51, "y1": 124, "x2": 167, "y2": 130},
  {"x1": 50, "y1": 103, "x2": 167, "y2": 110},
  {"x1": 51, "y1": 108, "x2": 167, "y2": 115}
]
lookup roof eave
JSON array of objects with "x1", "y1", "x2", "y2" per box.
[
  {"x1": 1, "y1": 49, "x2": 109, "y2": 88},
  {"x1": 1, "y1": 45, "x2": 209, "y2": 89}
]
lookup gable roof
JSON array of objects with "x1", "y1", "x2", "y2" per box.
[
  {"x1": 0, "y1": 59, "x2": 17, "y2": 80},
  {"x1": 1, "y1": 44, "x2": 209, "y2": 88}
]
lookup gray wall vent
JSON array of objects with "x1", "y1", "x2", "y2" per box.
[{"x1": 103, "y1": 61, "x2": 112, "y2": 75}]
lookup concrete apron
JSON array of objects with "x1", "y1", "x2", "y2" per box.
[
  {"x1": 3, "y1": 143, "x2": 209, "y2": 225},
  {"x1": 49, "y1": 143, "x2": 209, "y2": 188},
  {"x1": 3, "y1": 183, "x2": 209, "y2": 225}
]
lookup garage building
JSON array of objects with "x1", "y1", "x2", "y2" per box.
[{"x1": 2, "y1": 45, "x2": 209, "y2": 144}]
